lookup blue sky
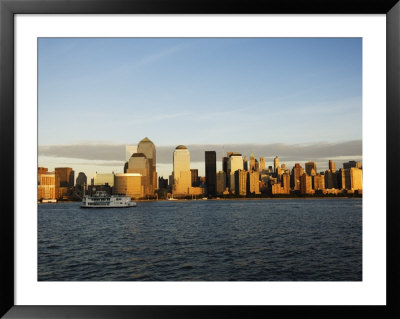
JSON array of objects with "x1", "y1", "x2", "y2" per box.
[{"x1": 38, "y1": 38, "x2": 362, "y2": 178}]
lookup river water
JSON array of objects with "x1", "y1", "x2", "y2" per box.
[{"x1": 38, "y1": 198, "x2": 362, "y2": 281}]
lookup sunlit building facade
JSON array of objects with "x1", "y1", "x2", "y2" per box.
[{"x1": 173, "y1": 145, "x2": 191, "y2": 196}]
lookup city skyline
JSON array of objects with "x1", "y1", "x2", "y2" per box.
[{"x1": 38, "y1": 38, "x2": 362, "y2": 178}]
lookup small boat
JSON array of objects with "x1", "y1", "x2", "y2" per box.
[
  {"x1": 81, "y1": 191, "x2": 136, "y2": 208},
  {"x1": 42, "y1": 198, "x2": 57, "y2": 203}
]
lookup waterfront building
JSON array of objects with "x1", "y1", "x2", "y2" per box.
[
  {"x1": 350, "y1": 167, "x2": 363, "y2": 191},
  {"x1": 255, "y1": 159, "x2": 259, "y2": 172},
  {"x1": 222, "y1": 156, "x2": 230, "y2": 187},
  {"x1": 205, "y1": 151, "x2": 217, "y2": 196},
  {"x1": 329, "y1": 160, "x2": 336, "y2": 173},
  {"x1": 93, "y1": 172, "x2": 115, "y2": 187},
  {"x1": 274, "y1": 156, "x2": 280, "y2": 173},
  {"x1": 189, "y1": 187, "x2": 204, "y2": 197},
  {"x1": 38, "y1": 167, "x2": 48, "y2": 185},
  {"x1": 234, "y1": 169, "x2": 247, "y2": 196},
  {"x1": 216, "y1": 171, "x2": 226, "y2": 195},
  {"x1": 291, "y1": 163, "x2": 304, "y2": 191},
  {"x1": 228, "y1": 153, "x2": 243, "y2": 194},
  {"x1": 247, "y1": 170, "x2": 260, "y2": 195},
  {"x1": 158, "y1": 176, "x2": 168, "y2": 189},
  {"x1": 127, "y1": 153, "x2": 151, "y2": 196},
  {"x1": 337, "y1": 168, "x2": 351, "y2": 190},
  {"x1": 38, "y1": 172, "x2": 60, "y2": 200},
  {"x1": 191, "y1": 169, "x2": 199, "y2": 187},
  {"x1": 313, "y1": 173, "x2": 325, "y2": 190},
  {"x1": 113, "y1": 173, "x2": 143, "y2": 199},
  {"x1": 282, "y1": 173, "x2": 290, "y2": 194},
  {"x1": 305, "y1": 161, "x2": 317, "y2": 176},
  {"x1": 137, "y1": 137, "x2": 157, "y2": 193},
  {"x1": 324, "y1": 169, "x2": 338, "y2": 189},
  {"x1": 173, "y1": 145, "x2": 191, "y2": 196},
  {"x1": 55, "y1": 167, "x2": 74, "y2": 188},
  {"x1": 260, "y1": 157, "x2": 266, "y2": 171},
  {"x1": 125, "y1": 145, "x2": 138, "y2": 162},
  {"x1": 75, "y1": 172, "x2": 87, "y2": 194},
  {"x1": 300, "y1": 173, "x2": 314, "y2": 194}
]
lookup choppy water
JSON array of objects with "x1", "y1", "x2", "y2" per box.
[{"x1": 38, "y1": 198, "x2": 362, "y2": 281}]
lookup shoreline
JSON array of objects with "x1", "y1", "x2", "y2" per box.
[{"x1": 40, "y1": 196, "x2": 362, "y2": 204}]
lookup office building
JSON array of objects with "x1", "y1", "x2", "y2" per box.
[
  {"x1": 234, "y1": 169, "x2": 247, "y2": 196},
  {"x1": 55, "y1": 167, "x2": 74, "y2": 188},
  {"x1": 259, "y1": 157, "x2": 266, "y2": 171},
  {"x1": 313, "y1": 173, "x2": 325, "y2": 190},
  {"x1": 125, "y1": 145, "x2": 138, "y2": 162},
  {"x1": 243, "y1": 156, "x2": 248, "y2": 171},
  {"x1": 274, "y1": 156, "x2": 280, "y2": 173},
  {"x1": 249, "y1": 153, "x2": 256, "y2": 171},
  {"x1": 228, "y1": 153, "x2": 243, "y2": 193},
  {"x1": 38, "y1": 167, "x2": 48, "y2": 185},
  {"x1": 343, "y1": 161, "x2": 362, "y2": 169},
  {"x1": 173, "y1": 145, "x2": 191, "y2": 196},
  {"x1": 93, "y1": 172, "x2": 114, "y2": 187},
  {"x1": 300, "y1": 173, "x2": 314, "y2": 194},
  {"x1": 350, "y1": 167, "x2": 363, "y2": 191},
  {"x1": 205, "y1": 151, "x2": 217, "y2": 196},
  {"x1": 38, "y1": 172, "x2": 60, "y2": 200},
  {"x1": 247, "y1": 170, "x2": 260, "y2": 195},
  {"x1": 329, "y1": 160, "x2": 336, "y2": 173},
  {"x1": 113, "y1": 173, "x2": 143, "y2": 199},
  {"x1": 222, "y1": 156, "x2": 230, "y2": 187},
  {"x1": 126, "y1": 153, "x2": 151, "y2": 195},
  {"x1": 305, "y1": 161, "x2": 317, "y2": 176},
  {"x1": 137, "y1": 137, "x2": 157, "y2": 193},
  {"x1": 216, "y1": 171, "x2": 226, "y2": 195},
  {"x1": 191, "y1": 169, "x2": 199, "y2": 187},
  {"x1": 291, "y1": 163, "x2": 304, "y2": 191}
]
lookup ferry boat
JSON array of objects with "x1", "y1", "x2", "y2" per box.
[
  {"x1": 81, "y1": 191, "x2": 136, "y2": 208},
  {"x1": 42, "y1": 198, "x2": 57, "y2": 203}
]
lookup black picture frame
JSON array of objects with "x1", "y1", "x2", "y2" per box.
[{"x1": 1, "y1": 0, "x2": 399, "y2": 318}]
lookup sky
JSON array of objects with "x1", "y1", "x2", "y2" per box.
[{"x1": 38, "y1": 38, "x2": 362, "y2": 179}]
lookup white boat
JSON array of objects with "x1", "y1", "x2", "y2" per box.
[
  {"x1": 81, "y1": 191, "x2": 136, "y2": 208},
  {"x1": 42, "y1": 198, "x2": 57, "y2": 203}
]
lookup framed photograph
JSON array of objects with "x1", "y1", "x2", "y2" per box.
[{"x1": 1, "y1": 0, "x2": 399, "y2": 318}]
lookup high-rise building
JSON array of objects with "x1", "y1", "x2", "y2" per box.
[
  {"x1": 126, "y1": 153, "x2": 151, "y2": 195},
  {"x1": 190, "y1": 169, "x2": 199, "y2": 187},
  {"x1": 282, "y1": 173, "x2": 290, "y2": 194},
  {"x1": 305, "y1": 161, "x2": 317, "y2": 176},
  {"x1": 216, "y1": 171, "x2": 226, "y2": 195},
  {"x1": 249, "y1": 152, "x2": 256, "y2": 171},
  {"x1": 329, "y1": 160, "x2": 336, "y2": 173},
  {"x1": 93, "y1": 172, "x2": 115, "y2": 187},
  {"x1": 113, "y1": 173, "x2": 143, "y2": 199},
  {"x1": 158, "y1": 176, "x2": 168, "y2": 189},
  {"x1": 259, "y1": 157, "x2": 266, "y2": 171},
  {"x1": 173, "y1": 145, "x2": 191, "y2": 196},
  {"x1": 274, "y1": 156, "x2": 280, "y2": 173},
  {"x1": 350, "y1": 167, "x2": 363, "y2": 191},
  {"x1": 205, "y1": 151, "x2": 217, "y2": 197},
  {"x1": 300, "y1": 173, "x2": 314, "y2": 194},
  {"x1": 243, "y1": 156, "x2": 248, "y2": 171},
  {"x1": 137, "y1": 137, "x2": 157, "y2": 193},
  {"x1": 291, "y1": 163, "x2": 304, "y2": 191},
  {"x1": 255, "y1": 159, "x2": 259, "y2": 172},
  {"x1": 343, "y1": 161, "x2": 362, "y2": 169},
  {"x1": 247, "y1": 170, "x2": 260, "y2": 195},
  {"x1": 313, "y1": 173, "x2": 325, "y2": 190},
  {"x1": 75, "y1": 172, "x2": 87, "y2": 188},
  {"x1": 55, "y1": 167, "x2": 74, "y2": 188},
  {"x1": 324, "y1": 170, "x2": 338, "y2": 189},
  {"x1": 228, "y1": 153, "x2": 243, "y2": 193},
  {"x1": 234, "y1": 169, "x2": 247, "y2": 196},
  {"x1": 38, "y1": 167, "x2": 48, "y2": 185},
  {"x1": 222, "y1": 156, "x2": 230, "y2": 187},
  {"x1": 38, "y1": 172, "x2": 60, "y2": 200}
]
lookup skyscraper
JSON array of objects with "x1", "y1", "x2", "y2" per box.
[
  {"x1": 137, "y1": 137, "x2": 157, "y2": 193},
  {"x1": 126, "y1": 153, "x2": 151, "y2": 196},
  {"x1": 55, "y1": 167, "x2": 74, "y2": 188},
  {"x1": 125, "y1": 145, "x2": 138, "y2": 162},
  {"x1": 173, "y1": 145, "x2": 191, "y2": 196},
  {"x1": 243, "y1": 156, "x2": 248, "y2": 171},
  {"x1": 259, "y1": 157, "x2": 266, "y2": 171},
  {"x1": 329, "y1": 160, "x2": 336, "y2": 173},
  {"x1": 291, "y1": 163, "x2": 304, "y2": 191},
  {"x1": 222, "y1": 156, "x2": 229, "y2": 187},
  {"x1": 305, "y1": 161, "x2": 317, "y2": 176},
  {"x1": 228, "y1": 153, "x2": 243, "y2": 193},
  {"x1": 249, "y1": 152, "x2": 256, "y2": 171},
  {"x1": 205, "y1": 151, "x2": 216, "y2": 197},
  {"x1": 274, "y1": 156, "x2": 280, "y2": 173}
]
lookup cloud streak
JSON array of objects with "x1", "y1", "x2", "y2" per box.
[{"x1": 39, "y1": 140, "x2": 362, "y2": 164}]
